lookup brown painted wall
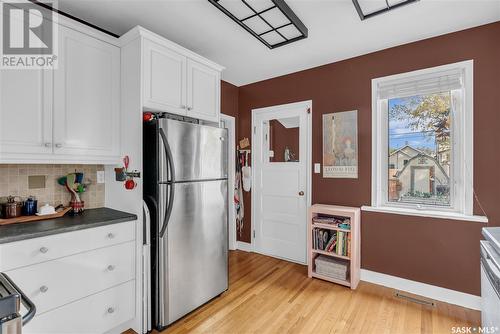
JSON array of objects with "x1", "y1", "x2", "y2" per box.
[
  {"x1": 221, "y1": 80, "x2": 239, "y2": 120},
  {"x1": 236, "y1": 21, "x2": 500, "y2": 295}
]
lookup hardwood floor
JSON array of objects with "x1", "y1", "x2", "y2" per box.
[{"x1": 157, "y1": 250, "x2": 480, "y2": 334}]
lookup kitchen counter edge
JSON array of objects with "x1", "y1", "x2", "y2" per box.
[{"x1": 0, "y1": 207, "x2": 138, "y2": 244}]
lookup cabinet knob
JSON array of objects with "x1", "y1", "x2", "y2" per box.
[
  {"x1": 43, "y1": 142, "x2": 51, "y2": 147},
  {"x1": 187, "y1": 106, "x2": 193, "y2": 111},
  {"x1": 298, "y1": 191, "x2": 305, "y2": 196},
  {"x1": 107, "y1": 233, "x2": 115, "y2": 239},
  {"x1": 107, "y1": 307, "x2": 115, "y2": 314},
  {"x1": 39, "y1": 247, "x2": 49, "y2": 253},
  {"x1": 54, "y1": 143, "x2": 63, "y2": 148},
  {"x1": 107, "y1": 265, "x2": 115, "y2": 271},
  {"x1": 39, "y1": 285, "x2": 48, "y2": 293}
]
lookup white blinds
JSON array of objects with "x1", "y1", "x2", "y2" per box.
[{"x1": 377, "y1": 68, "x2": 464, "y2": 99}]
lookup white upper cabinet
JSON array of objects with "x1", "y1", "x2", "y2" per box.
[
  {"x1": 53, "y1": 25, "x2": 120, "y2": 158},
  {"x1": 0, "y1": 18, "x2": 121, "y2": 164},
  {"x1": 186, "y1": 59, "x2": 221, "y2": 123},
  {"x1": 0, "y1": 69, "x2": 53, "y2": 156},
  {"x1": 126, "y1": 27, "x2": 224, "y2": 123},
  {"x1": 143, "y1": 39, "x2": 187, "y2": 115}
]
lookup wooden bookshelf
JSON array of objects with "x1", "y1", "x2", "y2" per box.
[{"x1": 308, "y1": 204, "x2": 361, "y2": 289}]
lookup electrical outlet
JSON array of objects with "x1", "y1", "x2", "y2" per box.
[
  {"x1": 97, "y1": 171, "x2": 105, "y2": 184},
  {"x1": 314, "y1": 163, "x2": 321, "y2": 174}
]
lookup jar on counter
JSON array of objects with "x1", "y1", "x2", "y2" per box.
[{"x1": 23, "y1": 196, "x2": 38, "y2": 216}]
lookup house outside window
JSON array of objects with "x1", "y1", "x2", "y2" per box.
[{"x1": 365, "y1": 60, "x2": 486, "y2": 222}]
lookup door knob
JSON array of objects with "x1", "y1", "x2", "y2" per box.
[{"x1": 298, "y1": 191, "x2": 304, "y2": 196}]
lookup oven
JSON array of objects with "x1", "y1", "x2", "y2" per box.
[
  {"x1": 0, "y1": 273, "x2": 36, "y2": 334},
  {"x1": 481, "y1": 240, "x2": 500, "y2": 327}
]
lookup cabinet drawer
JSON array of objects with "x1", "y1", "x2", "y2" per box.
[
  {"x1": 6, "y1": 241, "x2": 135, "y2": 315},
  {"x1": 0, "y1": 221, "x2": 135, "y2": 271},
  {"x1": 24, "y1": 280, "x2": 135, "y2": 334}
]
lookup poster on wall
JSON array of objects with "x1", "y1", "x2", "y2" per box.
[{"x1": 322, "y1": 110, "x2": 358, "y2": 178}]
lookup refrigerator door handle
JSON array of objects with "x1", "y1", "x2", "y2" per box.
[{"x1": 159, "y1": 128, "x2": 176, "y2": 238}]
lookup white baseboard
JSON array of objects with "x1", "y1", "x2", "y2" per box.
[
  {"x1": 361, "y1": 269, "x2": 481, "y2": 311},
  {"x1": 236, "y1": 241, "x2": 253, "y2": 252}
]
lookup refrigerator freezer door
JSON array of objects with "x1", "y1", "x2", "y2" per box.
[
  {"x1": 158, "y1": 180, "x2": 228, "y2": 326},
  {"x1": 159, "y1": 118, "x2": 227, "y2": 182}
]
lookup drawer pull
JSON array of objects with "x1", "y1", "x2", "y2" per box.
[
  {"x1": 40, "y1": 285, "x2": 48, "y2": 293},
  {"x1": 39, "y1": 247, "x2": 49, "y2": 253},
  {"x1": 107, "y1": 265, "x2": 115, "y2": 271},
  {"x1": 107, "y1": 233, "x2": 115, "y2": 239},
  {"x1": 107, "y1": 307, "x2": 115, "y2": 314}
]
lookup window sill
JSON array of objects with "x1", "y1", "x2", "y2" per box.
[{"x1": 361, "y1": 206, "x2": 488, "y2": 223}]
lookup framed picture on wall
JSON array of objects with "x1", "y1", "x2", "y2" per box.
[{"x1": 322, "y1": 110, "x2": 358, "y2": 178}]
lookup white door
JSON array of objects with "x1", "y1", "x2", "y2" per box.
[
  {"x1": 253, "y1": 101, "x2": 310, "y2": 264},
  {"x1": 53, "y1": 25, "x2": 120, "y2": 157},
  {"x1": 0, "y1": 69, "x2": 53, "y2": 155},
  {"x1": 143, "y1": 39, "x2": 187, "y2": 115},
  {"x1": 186, "y1": 59, "x2": 220, "y2": 122}
]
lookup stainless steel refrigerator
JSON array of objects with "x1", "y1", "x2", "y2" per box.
[{"x1": 143, "y1": 117, "x2": 228, "y2": 330}]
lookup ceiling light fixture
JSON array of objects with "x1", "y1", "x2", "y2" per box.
[
  {"x1": 352, "y1": 0, "x2": 419, "y2": 20},
  {"x1": 208, "y1": 0, "x2": 308, "y2": 49}
]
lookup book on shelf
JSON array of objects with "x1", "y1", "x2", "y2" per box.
[
  {"x1": 312, "y1": 215, "x2": 351, "y2": 230},
  {"x1": 312, "y1": 227, "x2": 349, "y2": 257}
]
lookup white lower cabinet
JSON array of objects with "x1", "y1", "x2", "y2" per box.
[
  {"x1": 24, "y1": 280, "x2": 135, "y2": 334},
  {"x1": 0, "y1": 221, "x2": 137, "y2": 334},
  {"x1": 6, "y1": 241, "x2": 135, "y2": 315}
]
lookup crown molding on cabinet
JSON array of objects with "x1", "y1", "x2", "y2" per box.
[{"x1": 119, "y1": 26, "x2": 225, "y2": 72}]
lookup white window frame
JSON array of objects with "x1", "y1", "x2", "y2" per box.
[{"x1": 363, "y1": 60, "x2": 488, "y2": 223}]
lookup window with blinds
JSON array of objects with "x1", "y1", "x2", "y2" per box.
[{"x1": 370, "y1": 61, "x2": 474, "y2": 217}]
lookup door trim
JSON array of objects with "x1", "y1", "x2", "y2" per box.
[
  {"x1": 250, "y1": 100, "x2": 312, "y2": 264},
  {"x1": 220, "y1": 114, "x2": 237, "y2": 251}
]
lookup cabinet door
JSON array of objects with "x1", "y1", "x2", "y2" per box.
[
  {"x1": 186, "y1": 59, "x2": 220, "y2": 123},
  {"x1": 53, "y1": 26, "x2": 120, "y2": 158},
  {"x1": 0, "y1": 69, "x2": 53, "y2": 155},
  {"x1": 143, "y1": 39, "x2": 187, "y2": 115}
]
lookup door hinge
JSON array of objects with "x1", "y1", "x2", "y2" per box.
[
  {"x1": 253, "y1": 230, "x2": 255, "y2": 238},
  {"x1": 253, "y1": 126, "x2": 256, "y2": 134},
  {"x1": 265, "y1": 133, "x2": 268, "y2": 141}
]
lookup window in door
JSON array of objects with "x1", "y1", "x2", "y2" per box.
[{"x1": 266, "y1": 116, "x2": 300, "y2": 163}]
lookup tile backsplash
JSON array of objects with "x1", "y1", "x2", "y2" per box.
[{"x1": 0, "y1": 164, "x2": 105, "y2": 209}]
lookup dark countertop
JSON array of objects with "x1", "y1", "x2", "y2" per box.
[{"x1": 0, "y1": 207, "x2": 137, "y2": 244}]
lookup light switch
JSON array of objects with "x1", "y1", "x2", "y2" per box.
[
  {"x1": 314, "y1": 163, "x2": 321, "y2": 174},
  {"x1": 97, "y1": 171, "x2": 105, "y2": 184}
]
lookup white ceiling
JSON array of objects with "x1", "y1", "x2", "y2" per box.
[{"x1": 58, "y1": 0, "x2": 500, "y2": 86}]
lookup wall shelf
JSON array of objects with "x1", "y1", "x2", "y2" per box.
[{"x1": 308, "y1": 204, "x2": 361, "y2": 289}]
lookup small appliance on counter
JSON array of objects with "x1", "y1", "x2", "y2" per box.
[
  {"x1": 0, "y1": 197, "x2": 23, "y2": 219},
  {"x1": 481, "y1": 227, "x2": 500, "y2": 327},
  {"x1": 0, "y1": 273, "x2": 36, "y2": 334}
]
